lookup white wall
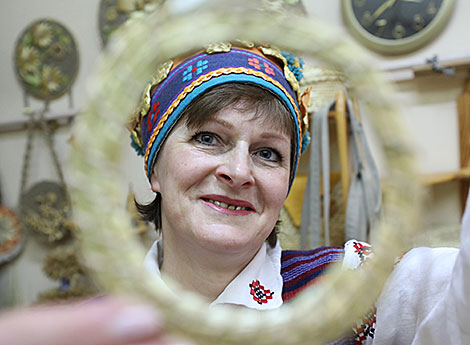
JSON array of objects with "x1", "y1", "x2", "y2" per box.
[{"x1": 0, "y1": 0, "x2": 468, "y2": 306}]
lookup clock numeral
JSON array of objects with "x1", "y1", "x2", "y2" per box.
[
  {"x1": 392, "y1": 24, "x2": 406, "y2": 39},
  {"x1": 353, "y1": 0, "x2": 367, "y2": 7},
  {"x1": 375, "y1": 18, "x2": 387, "y2": 37},
  {"x1": 413, "y1": 14, "x2": 425, "y2": 31},
  {"x1": 361, "y1": 11, "x2": 373, "y2": 27},
  {"x1": 427, "y1": 1, "x2": 437, "y2": 15}
]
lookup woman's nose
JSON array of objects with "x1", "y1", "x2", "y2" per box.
[{"x1": 215, "y1": 144, "x2": 255, "y2": 188}]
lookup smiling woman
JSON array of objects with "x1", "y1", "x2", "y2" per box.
[
  {"x1": 130, "y1": 44, "x2": 313, "y2": 308},
  {"x1": 152, "y1": 103, "x2": 291, "y2": 300},
  {"x1": 136, "y1": 82, "x2": 296, "y2": 249},
  {"x1": 152, "y1": 83, "x2": 292, "y2": 249}
]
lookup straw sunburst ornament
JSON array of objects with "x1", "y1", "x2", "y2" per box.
[{"x1": 69, "y1": 1, "x2": 423, "y2": 344}]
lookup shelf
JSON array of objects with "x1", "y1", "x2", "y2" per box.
[
  {"x1": 384, "y1": 55, "x2": 470, "y2": 82},
  {"x1": 421, "y1": 168, "x2": 470, "y2": 186},
  {"x1": 412, "y1": 57, "x2": 470, "y2": 76},
  {"x1": 0, "y1": 110, "x2": 78, "y2": 134}
]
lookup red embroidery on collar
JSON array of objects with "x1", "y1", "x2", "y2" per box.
[
  {"x1": 249, "y1": 280, "x2": 274, "y2": 304},
  {"x1": 353, "y1": 241, "x2": 372, "y2": 257}
]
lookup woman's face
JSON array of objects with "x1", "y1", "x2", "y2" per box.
[{"x1": 151, "y1": 106, "x2": 291, "y2": 257}]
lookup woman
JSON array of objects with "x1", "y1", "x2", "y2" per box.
[
  {"x1": 143, "y1": 82, "x2": 293, "y2": 306},
  {"x1": 129, "y1": 44, "x2": 335, "y2": 310},
  {"x1": 128, "y1": 42, "x2": 470, "y2": 345}
]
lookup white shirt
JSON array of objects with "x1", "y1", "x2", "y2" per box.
[
  {"x1": 144, "y1": 240, "x2": 284, "y2": 310},
  {"x1": 370, "y1": 199, "x2": 470, "y2": 345},
  {"x1": 144, "y1": 205, "x2": 470, "y2": 344}
]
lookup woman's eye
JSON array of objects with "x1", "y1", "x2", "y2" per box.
[
  {"x1": 194, "y1": 132, "x2": 216, "y2": 145},
  {"x1": 257, "y1": 148, "x2": 282, "y2": 162}
]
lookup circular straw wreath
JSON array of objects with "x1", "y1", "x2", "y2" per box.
[{"x1": 69, "y1": 3, "x2": 423, "y2": 345}]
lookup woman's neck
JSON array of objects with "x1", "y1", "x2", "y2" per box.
[{"x1": 160, "y1": 235, "x2": 259, "y2": 302}]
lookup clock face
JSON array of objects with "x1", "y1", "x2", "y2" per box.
[
  {"x1": 353, "y1": 0, "x2": 442, "y2": 40},
  {"x1": 342, "y1": 0, "x2": 455, "y2": 54}
]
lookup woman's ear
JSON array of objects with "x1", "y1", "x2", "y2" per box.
[{"x1": 150, "y1": 171, "x2": 161, "y2": 193}]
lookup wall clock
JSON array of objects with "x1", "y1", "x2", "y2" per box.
[{"x1": 341, "y1": 0, "x2": 456, "y2": 54}]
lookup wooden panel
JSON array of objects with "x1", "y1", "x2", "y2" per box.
[
  {"x1": 458, "y1": 78, "x2": 470, "y2": 212},
  {"x1": 334, "y1": 92, "x2": 349, "y2": 211}
]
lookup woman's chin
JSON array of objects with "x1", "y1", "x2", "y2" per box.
[{"x1": 194, "y1": 226, "x2": 264, "y2": 255}]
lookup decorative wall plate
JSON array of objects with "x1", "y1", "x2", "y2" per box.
[
  {"x1": 98, "y1": 0, "x2": 131, "y2": 47},
  {"x1": 0, "y1": 206, "x2": 24, "y2": 264},
  {"x1": 20, "y1": 181, "x2": 71, "y2": 243},
  {"x1": 14, "y1": 19, "x2": 79, "y2": 101},
  {"x1": 98, "y1": 0, "x2": 162, "y2": 47}
]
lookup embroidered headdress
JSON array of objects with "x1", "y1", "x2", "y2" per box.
[{"x1": 128, "y1": 42, "x2": 310, "y2": 189}]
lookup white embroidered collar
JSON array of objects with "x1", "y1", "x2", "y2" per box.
[{"x1": 144, "y1": 240, "x2": 283, "y2": 310}]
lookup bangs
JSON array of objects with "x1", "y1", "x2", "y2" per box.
[{"x1": 182, "y1": 82, "x2": 294, "y2": 139}]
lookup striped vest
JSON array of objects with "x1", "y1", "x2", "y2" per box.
[
  {"x1": 281, "y1": 246, "x2": 355, "y2": 345},
  {"x1": 281, "y1": 246, "x2": 345, "y2": 301}
]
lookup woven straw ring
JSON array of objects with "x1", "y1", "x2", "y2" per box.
[{"x1": 69, "y1": 3, "x2": 423, "y2": 345}]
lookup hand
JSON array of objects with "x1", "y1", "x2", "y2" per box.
[
  {"x1": 371, "y1": 0, "x2": 397, "y2": 20},
  {"x1": 0, "y1": 297, "x2": 193, "y2": 345}
]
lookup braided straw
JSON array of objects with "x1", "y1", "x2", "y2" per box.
[{"x1": 69, "y1": 4, "x2": 422, "y2": 345}]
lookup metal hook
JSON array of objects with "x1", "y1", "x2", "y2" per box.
[{"x1": 426, "y1": 55, "x2": 455, "y2": 76}]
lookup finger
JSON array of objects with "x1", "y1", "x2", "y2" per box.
[
  {"x1": 0, "y1": 297, "x2": 164, "y2": 345},
  {"x1": 135, "y1": 336, "x2": 196, "y2": 345}
]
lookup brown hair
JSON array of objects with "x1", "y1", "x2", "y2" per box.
[{"x1": 136, "y1": 82, "x2": 295, "y2": 247}]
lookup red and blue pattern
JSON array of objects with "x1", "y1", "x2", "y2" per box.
[
  {"x1": 281, "y1": 247, "x2": 358, "y2": 344},
  {"x1": 249, "y1": 279, "x2": 274, "y2": 304},
  {"x1": 140, "y1": 48, "x2": 302, "y2": 189},
  {"x1": 281, "y1": 246, "x2": 344, "y2": 302}
]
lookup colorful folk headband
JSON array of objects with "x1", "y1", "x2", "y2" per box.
[{"x1": 129, "y1": 43, "x2": 310, "y2": 189}]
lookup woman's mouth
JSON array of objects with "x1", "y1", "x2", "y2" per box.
[
  {"x1": 200, "y1": 195, "x2": 256, "y2": 215},
  {"x1": 202, "y1": 198, "x2": 253, "y2": 211}
]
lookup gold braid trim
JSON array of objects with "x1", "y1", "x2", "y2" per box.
[{"x1": 128, "y1": 60, "x2": 174, "y2": 151}]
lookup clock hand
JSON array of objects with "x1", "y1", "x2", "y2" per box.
[
  {"x1": 401, "y1": 0, "x2": 423, "y2": 2},
  {"x1": 371, "y1": 0, "x2": 397, "y2": 20}
]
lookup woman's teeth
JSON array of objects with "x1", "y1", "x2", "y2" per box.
[{"x1": 204, "y1": 198, "x2": 250, "y2": 211}]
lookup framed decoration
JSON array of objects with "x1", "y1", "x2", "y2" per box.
[
  {"x1": 0, "y1": 206, "x2": 24, "y2": 264},
  {"x1": 98, "y1": 0, "x2": 131, "y2": 47},
  {"x1": 341, "y1": 0, "x2": 456, "y2": 54},
  {"x1": 14, "y1": 19, "x2": 79, "y2": 101},
  {"x1": 20, "y1": 181, "x2": 72, "y2": 243},
  {"x1": 98, "y1": 0, "x2": 159, "y2": 47}
]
